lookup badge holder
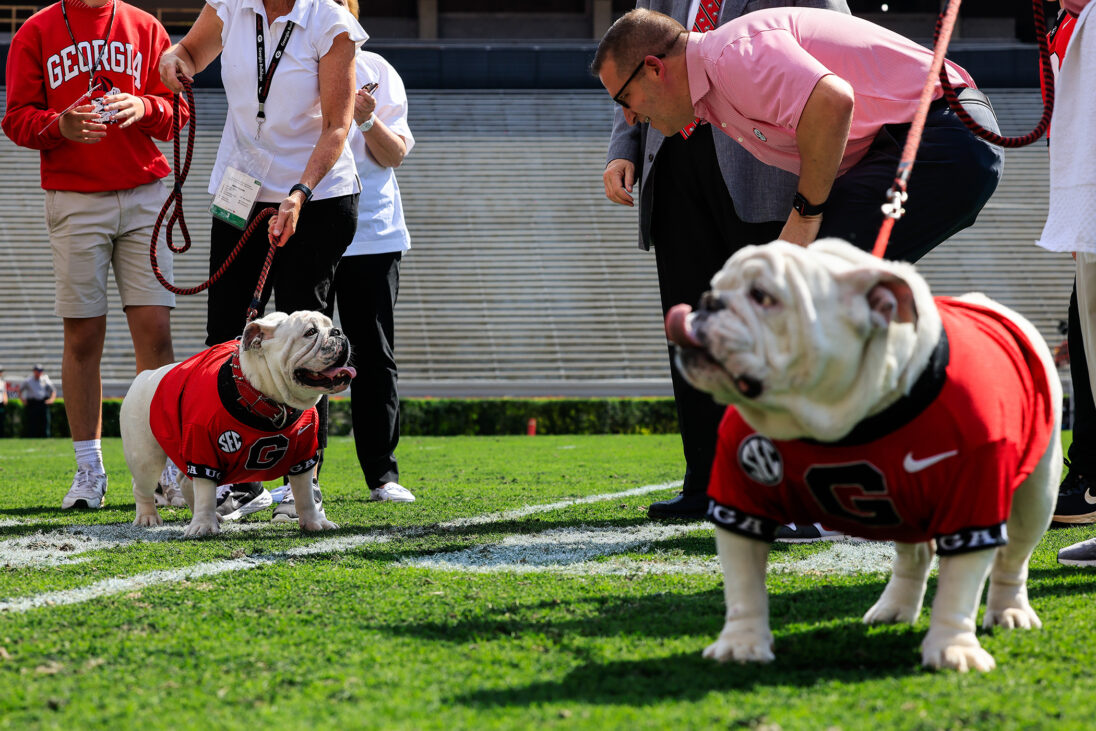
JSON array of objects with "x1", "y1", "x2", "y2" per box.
[{"x1": 210, "y1": 132, "x2": 274, "y2": 230}]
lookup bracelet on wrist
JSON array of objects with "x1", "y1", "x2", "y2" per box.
[
  {"x1": 358, "y1": 113, "x2": 376, "y2": 132},
  {"x1": 289, "y1": 183, "x2": 313, "y2": 203}
]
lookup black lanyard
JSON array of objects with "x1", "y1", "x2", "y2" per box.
[
  {"x1": 60, "y1": 0, "x2": 117, "y2": 94},
  {"x1": 255, "y1": 13, "x2": 295, "y2": 138}
]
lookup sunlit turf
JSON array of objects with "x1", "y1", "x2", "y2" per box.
[{"x1": 0, "y1": 433, "x2": 1092, "y2": 730}]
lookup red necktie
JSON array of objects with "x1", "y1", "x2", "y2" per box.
[{"x1": 680, "y1": 0, "x2": 723, "y2": 139}]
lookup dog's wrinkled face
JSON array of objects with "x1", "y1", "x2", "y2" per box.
[
  {"x1": 667, "y1": 239, "x2": 940, "y2": 441},
  {"x1": 239, "y1": 311, "x2": 357, "y2": 411}
]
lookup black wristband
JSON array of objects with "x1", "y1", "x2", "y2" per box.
[
  {"x1": 792, "y1": 191, "x2": 826, "y2": 217},
  {"x1": 289, "y1": 183, "x2": 313, "y2": 203}
]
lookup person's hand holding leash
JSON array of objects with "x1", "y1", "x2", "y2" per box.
[
  {"x1": 603, "y1": 158, "x2": 636, "y2": 207},
  {"x1": 158, "y1": 48, "x2": 195, "y2": 94},
  {"x1": 268, "y1": 190, "x2": 306, "y2": 247},
  {"x1": 59, "y1": 104, "x2": 107, "y2": 143},
  {"x1": 103, "y1": 93, "x2": 146, "y2": 128}
]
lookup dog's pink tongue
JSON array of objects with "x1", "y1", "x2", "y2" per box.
[
  {"x1": 665, "y1": 303, "x2": 701, "y2": 347},
  {"x1": 322, "y1": 365, "x2": 357, "y2": 380}
]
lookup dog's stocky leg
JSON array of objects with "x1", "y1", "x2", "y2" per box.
[
  {"x1": 703, "y1": 528, "x2": 774, "y2": 664},
  {"x1": 184, "y1": 477, "x2": 221, "y2": 538},
  {"x1": 922, "y1": 549, "x2": 996, "y2": 672},
  {"x1": 985, "y1": 435, "x2": 1061, "y2": 630},
  {"x1": 863, "y1": 541, "x2": 933, "y2": 625}
]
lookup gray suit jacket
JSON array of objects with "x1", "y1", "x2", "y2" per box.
[{"x1": 606, "y1": 0, "x2": 850, "y2": 249}]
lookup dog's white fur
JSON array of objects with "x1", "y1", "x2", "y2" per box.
[
  {"x1": 121, "y1": 311, "x2": 352, "y2": 538},
  {"x1": 672, "y1": 239, "x2": 1061, "y2": 672}
]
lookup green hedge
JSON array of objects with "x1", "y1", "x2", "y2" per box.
[{"x1": 0, "y1": 397, "x2": 680, "y2": 438}]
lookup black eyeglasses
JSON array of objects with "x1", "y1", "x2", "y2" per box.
[{"x1": 612, "y1": 54, "x2": 665, "y2": 108}]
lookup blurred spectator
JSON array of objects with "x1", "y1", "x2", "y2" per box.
[
  {"x1": 2, "y1": 0, "x2": 182, "y2": 508},
  {"x1": 20, "y1": 365, "x2": 56, "y2": 438},
  {"x1": 158, "y1": 0, "x2": 366, "y2": 520}
]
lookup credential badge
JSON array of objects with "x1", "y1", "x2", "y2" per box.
[
  {"x1": 737, "y1": 434, "x2": 783, "y2": 485},
  {"x1": 753, "y1": 128, "x2": 767, "y2": 142},
  {"x1": 218, "y1": 430, "x2": 243, "y2": 454}
]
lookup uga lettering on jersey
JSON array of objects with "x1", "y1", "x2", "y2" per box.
[
  {"x1": 706, "y1": 500, "x2": 780, "y2": 541},
  {"x1": 46, "y1": 42, "x2": 143, "y2": 90},
  {"x1": 936, "y1": 523, "x2": 1008, "y2": 555}
]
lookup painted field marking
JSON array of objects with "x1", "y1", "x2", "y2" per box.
[{"x1": 0, "y1": 481, "x2": 897, "y2": 613}]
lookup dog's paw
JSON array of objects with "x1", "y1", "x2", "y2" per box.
[
  {"x1": 863, "y1": 598, "x2": 920, "y2": 625},
  {"x1": 132, "y1": 510, "x2": 163, "y2": 528},
  {"x1": 702, "y1": 631, "x2": 775, "y2": 664},
  {"x1": 921, "y1": 631, "x2": 996, "y2": 672},
  {"x1": 984, "y1": 585, "x2": 1041, "y2": 630},
  {"x1": 183, "y1": 518, "x2": 221, "y2": 538},
  {"x1": 298, "y1": 518, "x2": 338, "y2": 532}
]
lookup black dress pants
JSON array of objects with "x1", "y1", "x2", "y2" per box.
[
  {"x1": 650, "y1": 125, "x2": 784, "y2": 496},
  {"x1": 335, "y1": 252, "x2": 401, "y2": 488},
  {"x1": 1067, "y1": 282, "x2": 1096, "y2": 475}
]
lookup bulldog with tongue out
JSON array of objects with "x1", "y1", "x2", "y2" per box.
[
  {"x1": 121, "y1": 311, "x2": 356, "y2": 538},
  {"x1": 666, "y1": 238, "x2": 1061, "y2": 672}
]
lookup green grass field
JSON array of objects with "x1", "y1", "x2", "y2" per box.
[{"x1": 0, "y1": 433, "x2": 1094, "y2": 730}]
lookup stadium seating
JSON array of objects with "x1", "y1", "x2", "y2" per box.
[{"x1": 0, "y1": 88, "x2": 1074, "y2": 399}]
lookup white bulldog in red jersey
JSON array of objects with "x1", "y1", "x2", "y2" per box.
[
  {"x1": 120, "y1": 311, "x2": 355, "y2": 538},
  {"x1": 666, "y1": 239, "x2": 1061, "y2": 672}
]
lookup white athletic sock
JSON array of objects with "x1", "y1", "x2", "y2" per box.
[{"x1": 73, "y1": 439, "x2": 104, "y2": 474}]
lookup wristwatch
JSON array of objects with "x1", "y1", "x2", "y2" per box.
[
  {"x1": 289, "y1": 183, "x2": 313, "y2": 203},
  {"x1": 358, "y1": 113, "x2": 376, "y2": 132},
  {"x1": 792, "y1": 192, "x2": 826, "y2": 217}
]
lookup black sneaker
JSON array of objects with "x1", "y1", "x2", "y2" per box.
[
  {"x1": 1059, "y1": 537, "x2": 1096, "y2": 566},
  {"x1": 773, "y1": 523, "x2": 846, "y2": 543},
  {"x1": 1053, "y1": 465, "x2": 1096, "y2": 525},
  {"x1": 647, "y1": 491, "x2": 709, "y2": 521},
  {"x1": 216, "y1": 482, "x2": 273, "y2": 521}
]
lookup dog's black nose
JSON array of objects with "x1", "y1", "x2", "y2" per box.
[{"x1": 698, "y1": 291, "x2": 725, "y2": 313}]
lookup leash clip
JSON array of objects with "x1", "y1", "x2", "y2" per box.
[{"x1": 881, "y1": 188, "x2": 908, "y2": 220}]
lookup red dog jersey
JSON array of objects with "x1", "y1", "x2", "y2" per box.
[
  {"x1": 150, "y1": 342, "x2": 319, "y2": 486},
  {"x1": 707, "y1": 298, "x2": 1056, "y2": 555}
]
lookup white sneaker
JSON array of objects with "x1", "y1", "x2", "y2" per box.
[
  {"x1": 62, "y1": 466, "x2": 108, "y2": 509},
  {"x1": 271, "y1": 480, "x2": 325, "y2": 523},
  {"x1": 370, "y1": 482, "x2": 415, "y2": 503},
  {"x1": 155, "y1": 462, "x2": 186, "y2": 507}
]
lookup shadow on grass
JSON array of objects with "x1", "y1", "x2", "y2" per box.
[{"x1": 451, "y1": 620, "x2": 926, "y2": 708}]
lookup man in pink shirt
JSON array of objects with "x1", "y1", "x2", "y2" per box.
[{"x1": 593, "y1": 7, "x2": 1004, "y2": 261}]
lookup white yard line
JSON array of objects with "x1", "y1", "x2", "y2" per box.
[{"x1": 0, "y1": 481, "x2": 896, "y2": 613}]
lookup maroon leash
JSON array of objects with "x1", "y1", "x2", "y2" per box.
[
  {"x1": 149, "y1": 76, "x2": 279, "y2": 322},
  {"x1": 937, "y1": 0, "x2": 1055, "y2": 148}
]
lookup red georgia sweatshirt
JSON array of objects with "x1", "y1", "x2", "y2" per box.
[{"x1": 2, "y1": 0, "x2": 189, "y2": 192}]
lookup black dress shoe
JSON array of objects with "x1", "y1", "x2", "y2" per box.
[{"x1": 647, "y1": 491, "x2": 710, "y2": 521}]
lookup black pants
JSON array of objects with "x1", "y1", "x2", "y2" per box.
[
  {"x1": 335, "y1": 252, "x2": 401, "y2": 488},
  {"x1": 0, "y1": 403, "x2": 6, "y2": 438},
  {"x1": 1068, "y1": 282, "x2": 1096, "y2": 475},
  {"x1": 650, "y1": 125, "x2": 784, "y2": 496},
  {"x1": 22, "y1": 399, "x2": 50, "y2": 438},
  {"x1": 820, "y1": 89, "x2": 1005, "y2": 262},
  {"x1": 207, "y1": 194, "x2": 358, "y2": 454}
]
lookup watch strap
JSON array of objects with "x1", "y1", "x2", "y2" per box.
[
  {"x1": 792, "y1": 192, "x2": 826, "y2": 217},
  {"x1": 289, "y1": 183, "x2": 313, "y2": 203}
]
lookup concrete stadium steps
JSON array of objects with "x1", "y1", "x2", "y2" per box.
[{"x1": 0, "y1": 88, "x2": 1075, "y2": 398}]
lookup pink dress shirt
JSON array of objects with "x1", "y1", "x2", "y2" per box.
[{"x1": 685, "y1": 7, "x2": 977, "y2": 176}]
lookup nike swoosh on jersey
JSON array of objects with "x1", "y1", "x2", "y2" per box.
[
  {"x1": 903, "y1": 449, "x2": 959, "y2": 473},
  {"x1": 1084, "y1": 489, "x2": 1096, "y2": 506},
  {"x1": 297, "y1": 423, "x2": 314, "y2": 435}
]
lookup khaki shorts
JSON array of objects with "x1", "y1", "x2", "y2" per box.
[{"x1": 46, "y1": 180, "x2": 176, "y2": 318}]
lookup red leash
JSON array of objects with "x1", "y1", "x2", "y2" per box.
[
  {"x1": 871, "y1": 0, "x2": 1054, "y2": 258},
  {"x1": 150, "y1": 77, "x2": 279, "y2": 322}
]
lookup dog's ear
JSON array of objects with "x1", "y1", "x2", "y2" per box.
[
  {"x1": 241, "y1": 312, "x2": 287, "y2": 351},
  {"x1": 835, "y1": 269, "x2": 918, "y2": 329}
]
